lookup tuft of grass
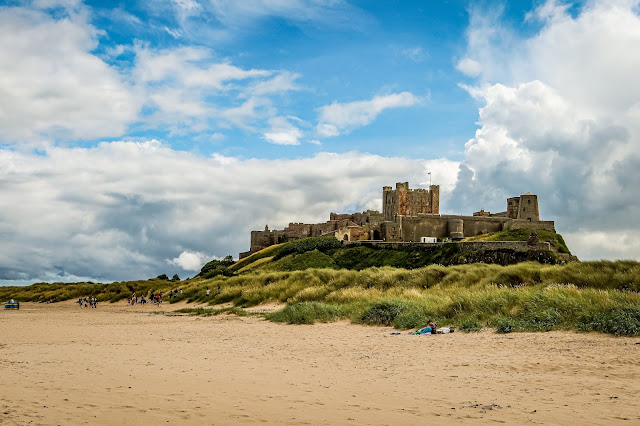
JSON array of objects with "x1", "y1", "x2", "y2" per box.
[
  {"x1": 360, "y1": 300, "x2": 406, "y2": 326},
  {"x1": 266, "y1": 302, "x2": 351, "y2": 324},
  {"x1": 578, "y1": 308, "x2": 640, "y2": 336},
  {"x1": 173, "y1": 307, "x2": 252, "y2": 317},
  {"x1": 495, "y1": 317, "x2": 516, "y2": 333},
  {"x1": 459, "y1": 319, "x2": 482, "y2": 332}
]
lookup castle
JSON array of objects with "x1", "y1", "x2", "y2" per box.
[{"x1": 240, "y1": 182, "x2": 555, "y2": 258}]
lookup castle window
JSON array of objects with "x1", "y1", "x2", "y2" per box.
[{"x1": 528, "y1": 199, "x2": 531, "y2": 204}]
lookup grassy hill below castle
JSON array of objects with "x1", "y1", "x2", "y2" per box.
[
  {"x1": 463, "y1": 228, "x2": 571, "y2": 254},
  {"x1": 2, "y1": 231, "x2": 639, "y2": 336}
]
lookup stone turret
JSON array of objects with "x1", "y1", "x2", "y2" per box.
[{"x1": 518, "y1": 193, "x2": 540, "y2": 222}]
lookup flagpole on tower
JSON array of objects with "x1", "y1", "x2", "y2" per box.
[{"x1": 428, "y1": 171, "x2": 431, "y2": 187}]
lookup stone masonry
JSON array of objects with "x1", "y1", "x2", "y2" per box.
[{"x1": 240, "y1": 182, "x2": 555, "y2": 258}]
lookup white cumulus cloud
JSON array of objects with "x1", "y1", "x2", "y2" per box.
[
  {"x1": 167, "y1": 251, "x2": 211, "y2": 271},
  {"x1": 0, "y1": 6, "x2": 140, "y2": 142},
  {"x1": 316, "y1": 92, "x2": 421, "y2": 138},
  {"x1": 456, "y1": 58, "x2": 482, "y2": 77},
  {"x1": 263, "y1": 117, "x2": 304, "y2": 145}
]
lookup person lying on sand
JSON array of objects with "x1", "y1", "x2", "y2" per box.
[{"x1": 412, "y1": 321, "x2": 437, "y2": 335}]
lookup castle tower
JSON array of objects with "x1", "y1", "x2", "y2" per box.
[
  {"x1": 517, "y1": 193, "x2": 540, "y2": 222},
  {"x1": 396, "y1": 182, "x2": 409, "y2": 216},
  {"x1": 382, "y1": 182, "x2": 439, "y2": 220},
  {"x1": 429, "y1": 184, "x2": 439, "y2": 214},
  {"x1": 383, "y1": 186, "x2": 394, "y2": 221},
  {"x1": 507, "y1": 197, "x2": 520, "y2": 219}
]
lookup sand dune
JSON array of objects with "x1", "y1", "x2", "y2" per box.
[{"x1": 1, "y1": 301, "x2": 639, "y2": 425}]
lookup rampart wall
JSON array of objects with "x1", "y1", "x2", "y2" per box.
[
  {"x1": 505, "y1": 220, "x2": 556, "y2": 232},
  {"x1": 345, "y1": 240, "x2": 552, "y2": 252}
]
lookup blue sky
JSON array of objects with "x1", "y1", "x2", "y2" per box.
[
  {"x1": 34, "y1": 0, "x2": 543, "y2": 159},
  {"x1": 1, "y1": 0, "x2": 640, "y2": 284}
]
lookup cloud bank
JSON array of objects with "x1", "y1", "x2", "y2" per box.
[
  {"x1": 452, "y1": 0, "x2": 640, "y2": 260},
  {"x1": 0, "y1": 142, "x2": 458, "y2": 285}
]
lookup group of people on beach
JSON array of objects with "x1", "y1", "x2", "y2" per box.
[
  {"x1": 113, "y1": 286, "x2": 223, "y2": 308},
  {"x1": 128, "y1": 292, "x2": 165, "y2": 305},
  {"x1": 128, "y1": 293, "x2": 146, "y2": 305},
  {"x1": 168, "y1": 288, "x2": 183, "y2": 298},
  {"x1": 77, "y1": 296, "x2": 98, "y2": 308},
  {"x1": 150, "y1": 292, "x2": 164, "y2": 305}
]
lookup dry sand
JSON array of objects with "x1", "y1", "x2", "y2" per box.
[{"x1": 1, "y1": 301, "x2": 639, "y2": 425}]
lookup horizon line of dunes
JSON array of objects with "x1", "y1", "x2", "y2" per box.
[{"x1": 3, "y1": 259, "x2": 639, "y2": 336}]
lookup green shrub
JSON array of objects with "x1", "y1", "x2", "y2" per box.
[
  {"x1": 496, "y1": 317, "x2": 515, "y2": 333},
  {"x1": 518, "y1": 308, "x2": 564, "y2": 331},
  {"x1": 360, "y1": 300, "x2": 406, "y2": 326},
  {"x1": 393, "y1": 311, "x2": 431, "y2": 330},
  {"x1": 578, "y1": 308, "x2": 640, "y2": 336},
  {"x1": 460, "y1": 319, "x2": 482, "y2": 332},
  {"x1": 195, "y1": 255, "x2": 236, "y2": 278}
]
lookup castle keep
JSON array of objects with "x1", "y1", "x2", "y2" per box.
[{"x1": 240, "y1": 182, "x2": 555, "y2": 258}]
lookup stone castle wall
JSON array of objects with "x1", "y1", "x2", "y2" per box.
[
  {"x1": 345, "y1": 240, "x2": 552, "y2": 252},
  {"x1": 242, "y1": 182, "x2": 555, "y2": 258}
]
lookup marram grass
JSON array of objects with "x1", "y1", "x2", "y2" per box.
[{"x1": 1, "y1": 260, "x2": 639, "y2": 336}]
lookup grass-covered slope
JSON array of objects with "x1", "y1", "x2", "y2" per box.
[
  {"x1": 235, "y1": 233, "x2": 565, "y2": 273},
  {"x1": 464, "y1": 228, "x2": 571, "y2": 254}
]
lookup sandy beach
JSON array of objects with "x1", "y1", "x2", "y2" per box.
[{"x1": 1, "y1": 301, "x2": 639, "y2": 425}]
